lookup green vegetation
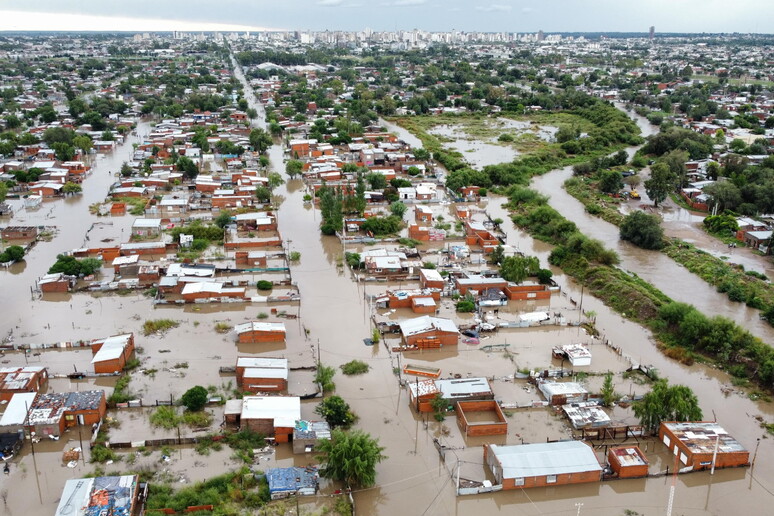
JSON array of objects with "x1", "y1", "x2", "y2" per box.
[
  {"x1": 340, "y1": 360, "x2": 370, "y2": 375},
  {"x1": 317, "y1": 429, "x2": 386, "y2": 488},
  {"x1": 633, "y1": 379, "x2": 702, "y2": 434},
  {"x1": 499, "y1": 255, "x2": 539, "y2": 283},
  {"x1": 107, "y1": 375, "x2": 134, "y2": 406},
  {"x1": 214, "y1": 322, "x2": 231, "y2": 334},
  {"x1": 601, "y1": 372, "x2": 617, "y2": 407},
  {"x1": 256, "y1": 280, "x2": 273, "y2": 290},
  {"x1": 142, "y1": 319, "x2": 179, "y2": 336},
  {"x1": 48, "y1": 254, "x2": 102, "y2": 276},
  {"x1": 315, "y1": 395, "x2": 356, "y2": 428},
  {"x1": 0, "y1": 245, "x2": 24, "y2": 263},
  {"x1": 361, "y1": 215, "x2": 402, "y2": 235},
  {"x1": 168, "y1": 220, "x2": 224, "y2": 244},
  {"x1": 146, "y1": 467, "x2": 269, "y2": 513},
  {"x1": 115, "y1": 196, "x2": 148, "y2": 216},
  {"x1": 430, "y1": 393, "x2": 449, "y2": 422},
  {"x1": 149, "y1": 406, "x2": 183, "y2": 429},
  {"x1": 619, "y1": 211, "x2": 665, "y2": 250},
  {"x1": 455, "y1": 295, "x2": 476, "y2": 313},
  {"x1": 315, "y1": 363, "x2": 336, "y2": 393},
  {"x1": 371, "y1": 327, "x2": 380, "y2": 344},
  {"x1": 289, "y1": 251, "x2": 301, "y2": 262},
  {"x1": 181, "y1": 386, "x2": 209, "y2": 412},
  {"x1": 565, "y1": 175, "x2": 774, "y2": 323}
]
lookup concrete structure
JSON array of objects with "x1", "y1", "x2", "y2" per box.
[
  {"x1": 0, "y1": 392, "x2": 38, "y2": 434},
  {"x1": 235, "y1": 357, "x2": 288, "y2": 393},
  {"x1": 292, "y1": 420, "x2": 331, "y2": 454},
  {"x1": 455, "y1": 400, "x2": 508, "y2": 437},
  {"x1": 538, "y1": 381, "x2": 589, "y2": 406},
  {"x1": 234, "y1": 321, "x2": 287, "y2": 343},
  {"x1": 659, "y1": 421, "x2": 749, "y2": 471},
  {"x1": 484, "y1": 441, "x2": 602, "y2": 489},
  {"x1": 55, "y1": 475, "x2": 142, "y2": 516},
  {"x1": 608, "y1": 446, "x2": 649, "y2": 478},
  {"x1": 408, "y1": 377, "x2": 494, "y2": 413},
  {"x1": 562, "y1": 402, "x2": 610, "y2": 429},
  {"x1": 90, "y1": 333, "x2": 135, "y2": 374},
  {"x1": 239, "y1": 396, "x2": 301, "y2": 443},
  {"x1": 418, "y1": 268, "x2": 445, "y2": 289},
  {"x1": 0, "y1": 226, "x2": 38, "y2": 240},
  {"x1": 38, "y1": 272, "x2": 73, "y2": 293}
]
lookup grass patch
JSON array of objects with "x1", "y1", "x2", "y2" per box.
[
  {"x1": 142, "y1": 319, "x2": 179, "y2": 336},
  {"x1": 149, "y1": 406, "x2": 183, "y2": 429},
  {"x1": 107, "y1": 374, "x2": 134, "y2": 406},
  {"x1": 340, "y1": 360, "x2": 370, "y2": 375},
  {"x1": 214, "y1": 322, "x2": 231, "y2": 334}
]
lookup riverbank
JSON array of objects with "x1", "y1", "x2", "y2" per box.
[
  {"x1": 564, "y1": 175, "x2": 774, "y2": 325},
  {"x1": 506, "y1": 183, "x2": 774, "y2": 392}
]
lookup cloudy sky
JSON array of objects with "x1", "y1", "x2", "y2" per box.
[{"x1": 0, "y1": 0, "x2": 771, "y2": 33}]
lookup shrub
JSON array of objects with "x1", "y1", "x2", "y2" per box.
[
  {"x1": 256, "y1": 280, "x2": 273, "y2": 290},
  {"x1": 142, "y1": 319, "x2": 179, "y2": 336},
  {"x1": 341, "y1": 360, "x2": 369, "y2": 375},
  {"x1": 620, "y1": 211, "x2": 665, "y2": 250},
  {"x1": 315, "y1": 364, "x2": 336, "y2": 393},
  {"x1": 181, "y1": 386, "x2": 209, "y2": 412},
  {"x1": 150, "y1": 406, "x2": 183, "y2": 429}
]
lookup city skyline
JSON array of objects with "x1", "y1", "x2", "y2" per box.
[{"x1": 1, "y1": 0, "x2": 772, "y2": 34}]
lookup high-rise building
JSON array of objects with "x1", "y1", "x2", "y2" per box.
[
  {"x1": 649, "y1": 26, "x2": 655, "y2": 41},
  {"x1": 537, "y1": 30, "x2": 545, "y2": 41}
]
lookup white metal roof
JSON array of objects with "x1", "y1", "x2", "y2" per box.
[
  {"x1": 91, "y1": 335, "x2": 132, "y2": 365},
  {"x1": 435, "y1": 377, "x2": 491, "y2": 398},
  {"x1": 489, "y1": 441, "x2": 602, "y2": 479},
  {"x1": 234, "y1": 322, "x2": 286, "y2": 334},
  {"x1": 420, "y1": 268, "x2": 444, "y2": 282},
  {"x1": 0, "y1": 392, "x2": 37, "y2": 427},
  {"x1": 539, "y1": 381, "x2": 588, "y2": 397},
  {"x1": 399, "y1": 316, "x2": 458, "y2": 337},
  {"x1": 237, "y1": 357, "x2": 288, "y2": 370},
  {"x1": 241, "y1": 396, "x2": 300, "y2": 428}
]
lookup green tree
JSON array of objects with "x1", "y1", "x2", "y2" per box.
[
  {"x1": 633, "y1": 379, "x2": 702, "y2": 434},
  {"x1": 599, "y1": 170, "x2": 623, "y2": 194},
  {"x1": 619, "y1": 211, "x2": 664, "y2": 250},
  {"x1": 73, "y1": 135, "x2": 93, "y2": 154},
  {"x1": 120, "y1": 162, "x2": 133, "y2": 177},
  {"x1": 267, "y1": 171, "x2": 284, "y2": 190},
  {"x1": 389, "y1": 201, "x2": 407, "y2": 218},
  {"x1": 499, "y1": 255, "x2": 539, "y2": 284},
  {"x1": 317, "y1": 429, "x2": 386, "y2": 488},
  {"x1": 43, "y1": 127, "x2": 75, "y2": 145},
  {"x1": 489, "y1": 244, "x2": 504, "y2": 265},
  {"x1": 62, "y1": 182, "x2": 82, "y2": 194},
  {"x1": 0, "y1": 245, "x2": 24, "y2": 263},
  {"x1": 177, "y1": 156, "x2": 199, "y2": 180},
  {"x1": 644, "y1": 162, "x2": 676, "y2": 207},
  {"x1": 704, "y1": 181, "x2": 741, "y2": 213},
  {"x1": 285, "y1": 159, "x2": 303, "y2": 179},
  {"x1": 52, "y1": 142, "x2": 75, "y2": 162},
  {"x1": 315, "y1": 395, "x2": 356, "y2": 428},
  {"x1": 214, "y1": 211, "x2": 233, "y2": 229},
  {"x1": 101, "y1": 130, "x2": 115, "y2": 141},
  {"x1": 180, "y1": 386, "x2": 208, "y2": 412},
  {"x1": 68, "y1": 98, "x2": 87, "y2": 118},
  {"x1": 255, "y1": 186, "x2": 271, "y2": 202},
  {"x1": 48, "y1": 255, "x2": 102, "y2": 276},
  {"x1": 4, "y1": 114, "x2": 21, "y2": 129},
  {"x1": 249, "y1": 128, "x2": 272, "y2": 154},
  {"x1": 0, "y1": 181, "x2": 7, "y2": 203},
  {"x1": 601, "y1": 371, "x2": 616, "y2": 407},
  {"x1": 366, "y1": 173, "x2": 387, "y2": 190}
]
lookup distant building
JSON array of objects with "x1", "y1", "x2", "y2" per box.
[
  {"x1": 0, "y1": 366, "x2": 48, "y2": 402},
  {"x1": 649, "y1": 26, "x2": 655, "y2": 41}
]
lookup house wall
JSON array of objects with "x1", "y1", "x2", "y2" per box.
[
  {"x1": 40, "y1": 280, "x2": 69, "y2": 293},
  {"x1": 1, "y1": 227, "x2": 38, "y2": 239},
  {"x1": 241, "y1": 417, "x2": 275, "y2": 436},
  {"x1": 501, "y1": 469, "x2": 601, "y2": 489},
  {"x1": 389, "y1": 291, "x2": 440, "y2": 309},
  {"x1": 456, "y1": 280, "x2": 508, "y2": 296},
  {"x1": 403, "y1": 330, "x2": 458, "y2": 348},
  {"x1": 504, "y1": 284, "x2": 552, "y2": 301},
  {"x1": 182, "y1": 289, "x2": 245, "y2": 302},
  {"x1": 455, "y1": 401, "x2": 508, "y2": 437},
  {"x1": 93, "y1": 357, "x2": 125, "y2": 374},
  {"x1": 411, "y1": 299, "x2": 436, "y2": 314},
  {"x1": 237, "y1": 330, "x2": 286, "y2": 343},
  {"x1": 608, "y1": 449, "x2": 649, "y2": 478}
]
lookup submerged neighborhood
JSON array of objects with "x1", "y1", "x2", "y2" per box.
[{"x1": 0, "y1": 25, "x2": 773, "y2": 516}]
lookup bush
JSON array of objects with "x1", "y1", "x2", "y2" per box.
[
  {"x1": 341, "y1": 360, "x2": 369, "y2": 375},
  {"x1": 620, "y1": 211, "x2": 665, "y2": 250},
  {"x1": 315, "y1": 364, "x2": 336, "y2": 393},
  {"x1": 181, "y1": 386, "x2": 209, "y2": 412},
  {"x1": 536, "y1": 269, "x2": 553, "y2": 284},
  {"x1": 315, "y1": 395, "x2": 356, "y2": 428},
  {"x1": 142, "y1": 319, "x2": 179, "y2": 336},
  {"x1": 0, "y1": 245, "x2": 24, "y2": 263},
  {"x1": 256, "y1": 280, "x2": 273, "y2": 290},
  {"x1": 150, "y1": 406, "x2": 183, "y2": 429},
  {"x1": 456, "y1": 299, "x2": 476, "y2": 312}
]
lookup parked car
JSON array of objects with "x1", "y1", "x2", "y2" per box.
[{"x1": 630, "y1": 190, "x2": 641, "y2": 199}]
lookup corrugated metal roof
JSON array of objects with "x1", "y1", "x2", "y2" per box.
[
  {"x1": 241, "y1": 396, "x2": 300, "y2": 428},
  {"x1": 490, "y1": 441, "x2": 602, "y2": 479}
]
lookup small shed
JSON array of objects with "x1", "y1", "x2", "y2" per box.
[
  {"x1": 608, "y1": 446, "x2": 649, "y2": 478},
  {"x1": 90, "y1": 334, "x2": 135, "y2": 374},
  {"x1": 292, "y1": 420, "x2": 331, "y2": 454},
  {"x1": 538, "y1": 381, "x2": 588, "y2": 406},
  {"x1": 234, "y1": 322, "x2": 287, "y2": 343}
]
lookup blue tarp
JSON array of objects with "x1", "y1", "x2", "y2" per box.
[{"x1": 266, "y1": 467, "x2": 318, "y2": 494}]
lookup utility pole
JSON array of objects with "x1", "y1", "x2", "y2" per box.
[{"x1": 710, "y1": 433, "x2": 720, "y2": 475}]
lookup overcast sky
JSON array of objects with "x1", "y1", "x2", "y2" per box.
[{"x1": 1, "y1": 0, "x2": 771, "y2": 34}]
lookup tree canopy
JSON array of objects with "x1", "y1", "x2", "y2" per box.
[
  {"x1": 316, "y1": 429, "x2": 386, "y2": 488},
  {"x1": 644, "y1": 162, "x2": 676, "y2": 207},
  {"x1": 180, "y1": 386, "x2": 208, "y2": 412},
  {"x1": 315, "y1": 395, "x2": 356, "y2": 428},
  {"x1": 633, "y1": 379, "x2": 702, "y2": 434},
  {"x1": 619, "y1": 211, "x2": 664, "y2": 250}
]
